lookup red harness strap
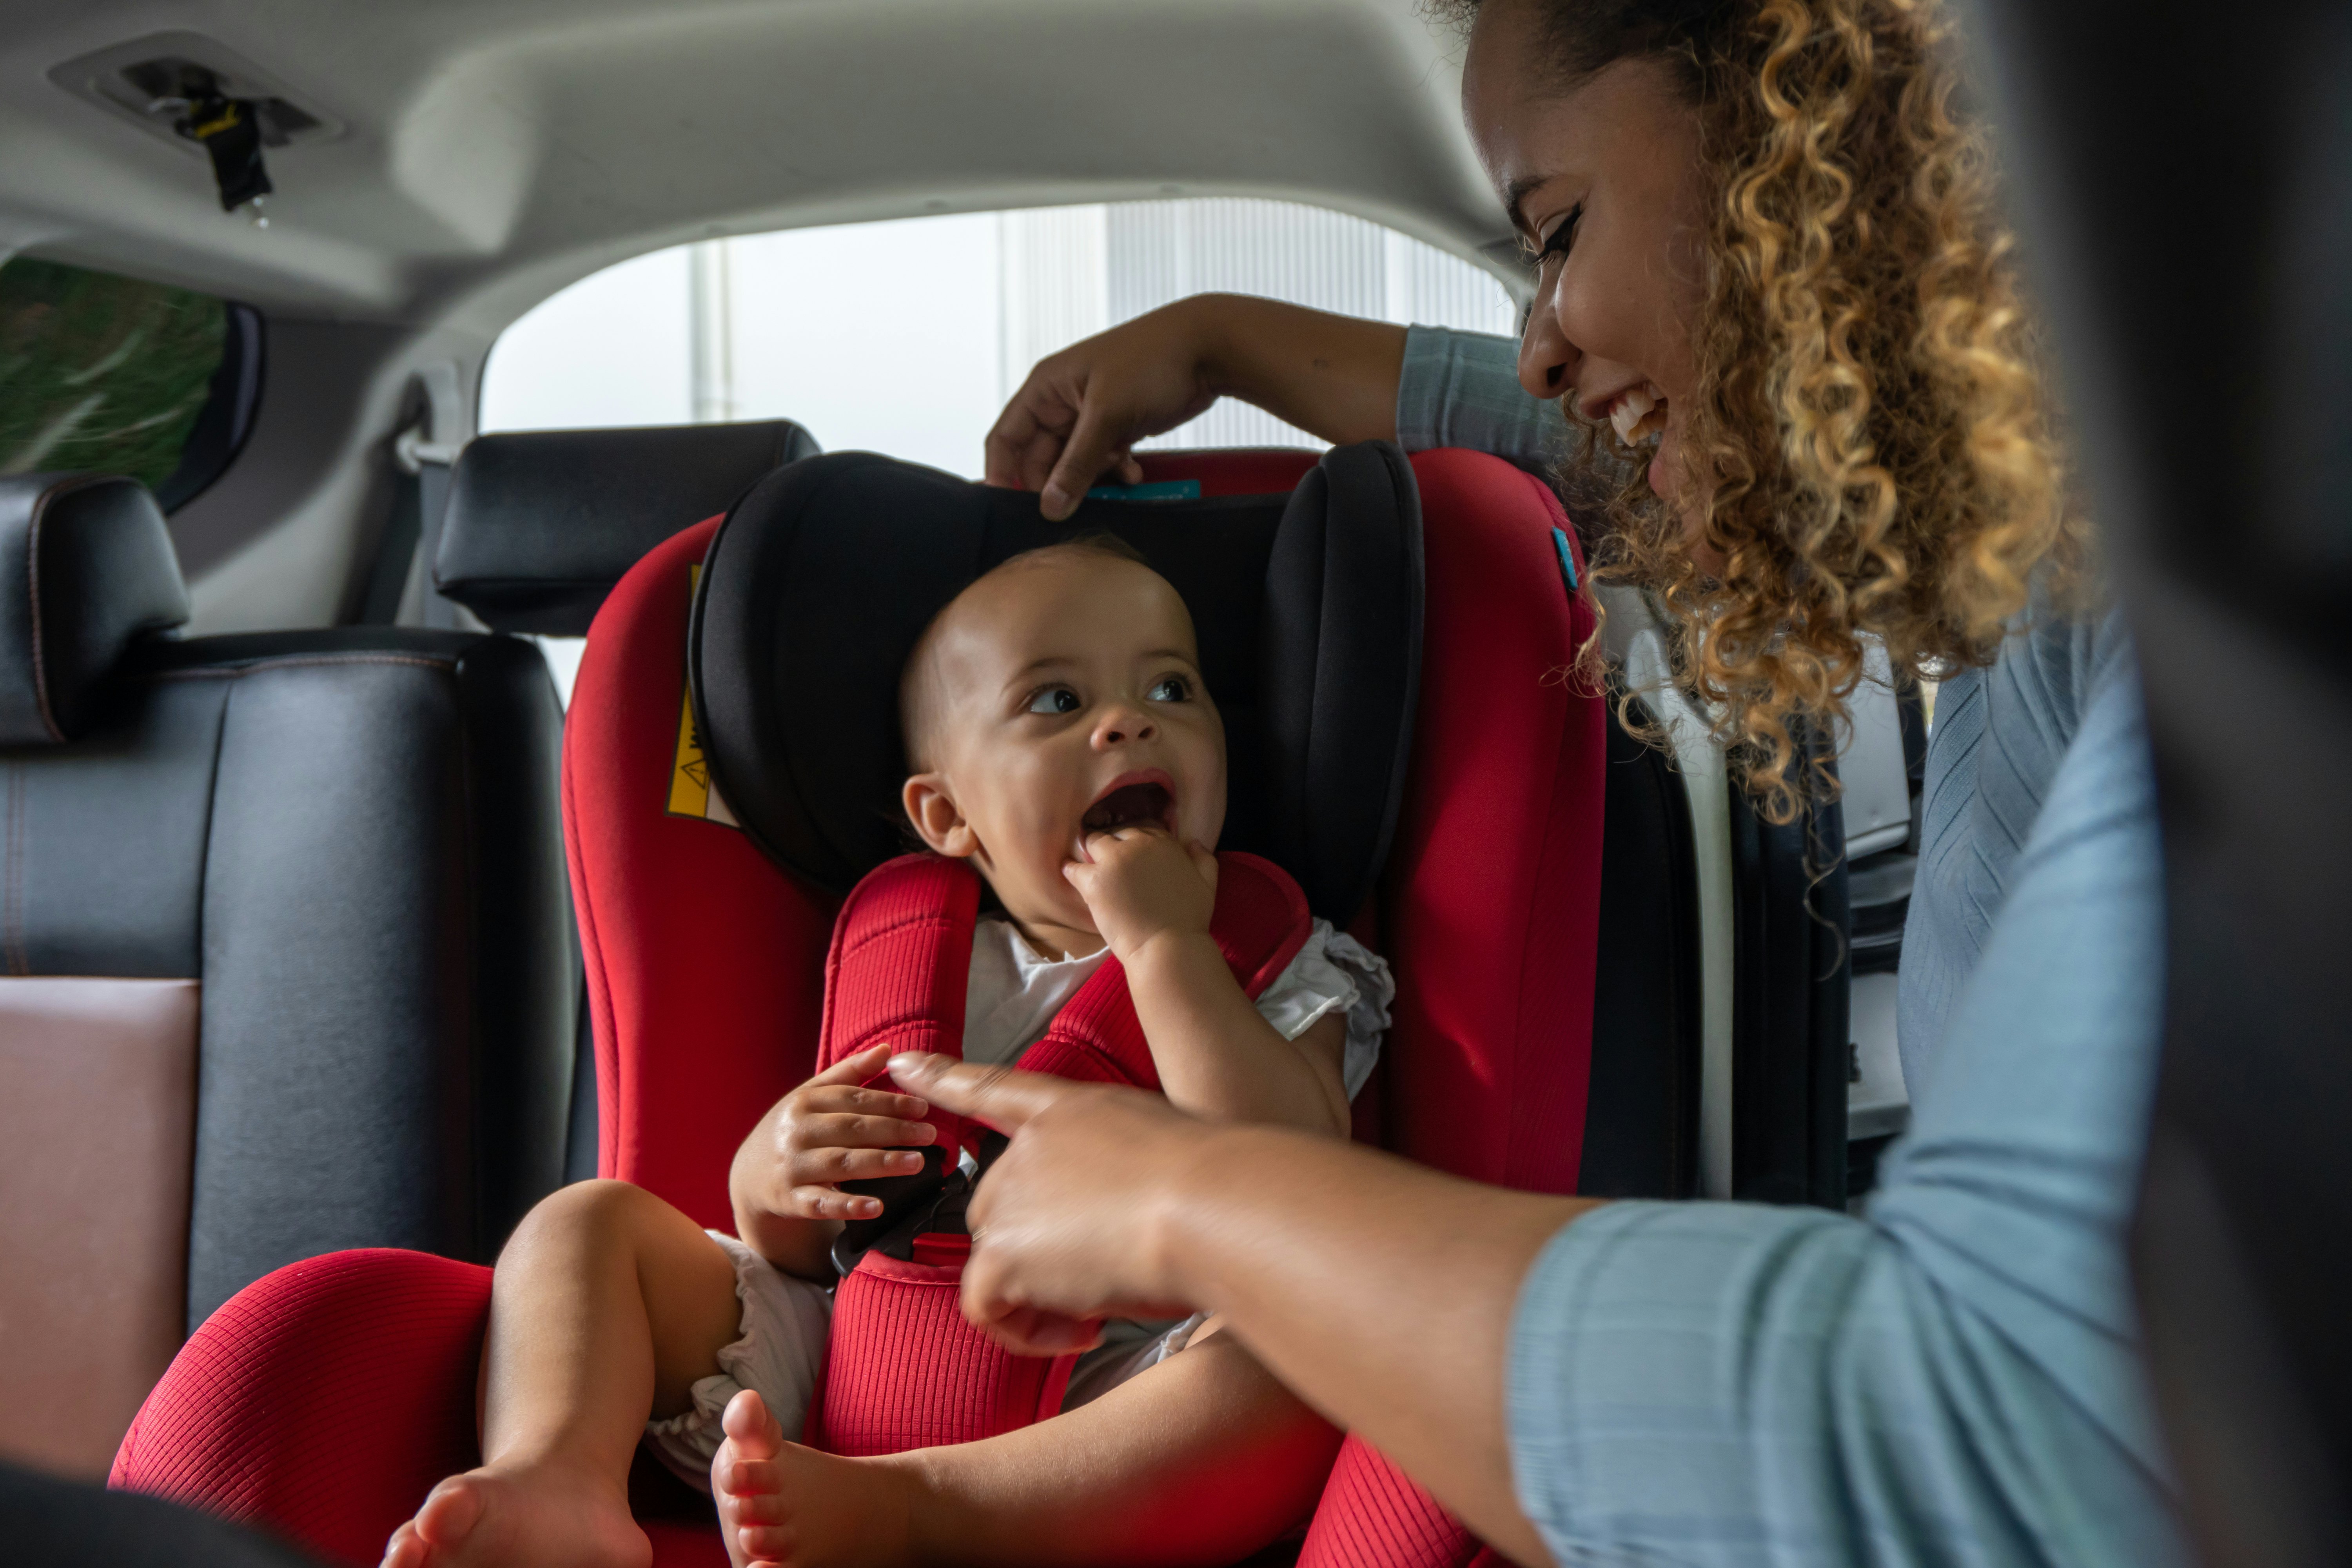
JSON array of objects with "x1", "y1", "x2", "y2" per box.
[{"x1": 805, "y1": 850, "x2": 1311, "y2": 1457}]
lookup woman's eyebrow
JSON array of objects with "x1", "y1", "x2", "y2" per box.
[{"x1": 1503, "y1": 171, "x2": 1567, "y2": 234}]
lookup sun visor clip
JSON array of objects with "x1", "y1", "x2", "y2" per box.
[{"x1": 174, "y1": 89, "x2": 273, "y2": 220}]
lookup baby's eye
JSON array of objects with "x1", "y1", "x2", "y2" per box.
[
  {"x1": 1026, "y1": 686, "x2": 1082, "y2": 715},
  {"x1": 1146, "y1": 675, "x2": 1191, "y2": 703}
]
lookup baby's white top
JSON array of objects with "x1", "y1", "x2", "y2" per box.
[{"x1": 962, "y1": 915, "x2": 1392, "y2": 1100}]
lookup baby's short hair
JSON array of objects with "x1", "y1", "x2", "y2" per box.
[{"x1": 898, "y1": 534, "x2": 1152, "y2": 771}]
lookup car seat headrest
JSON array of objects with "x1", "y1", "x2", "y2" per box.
[
  {"x1": 690, "y1": 445, "x2": 1422, "y2": 924},
  {"x1": 0, "y1": 474, "x2": 190, "y2": 746},
  {"x1": 435, "y1": 419, "x2": 820, "y2": 634}
]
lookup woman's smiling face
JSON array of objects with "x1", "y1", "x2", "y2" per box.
[{"x1": 1463, "y1": 0, "x2": 1710, "y2": 514}]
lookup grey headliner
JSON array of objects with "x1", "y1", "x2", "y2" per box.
[
  {"x1": 0, "y1": 0, "x2": 1513, "y2": 333},
  {"x1": 0, "y1": 0, "x2": 1519, "y2": 632}
]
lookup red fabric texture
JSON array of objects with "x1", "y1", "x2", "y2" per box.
[
  {"x1": 807, "y1": 850, "x2": 1310, "y2": 1457},
  {"x1": 1296, "y1": 453, "x2": 1605, "y2": 1568},
  {"x1": 1135, "y1": 448, "x2": 1321, "y2": 498},
  {"x1": 109, "y1": 1250, "x2": 490, "y2": 1566},
  {"x1": 564, "y1": 516, "x2": 837, "y2": 1229}
]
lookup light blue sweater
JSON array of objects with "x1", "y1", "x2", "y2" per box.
[{"x1": 1396, "y1": 327, "x2": 2186, "y2": 1566}]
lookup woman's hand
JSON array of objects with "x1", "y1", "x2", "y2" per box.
[
  {"x1": 985, "y1": 296, "x2": 1409, "y2": 521},
  {"x1": 894, "y1": 1047, "x2": 1581, "y2": 1564},
  {"x1": 887, "y1": 1053, "x2": 1215, "y2": 1351},
  {"x1": 985, "y1": 301, "x2": 1224, "y2": 521}
]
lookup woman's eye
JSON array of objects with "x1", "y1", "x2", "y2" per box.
[
  {"x1": 1146, "y1": 675, "x2": 1191, "y2": 703},
  {"x1": 1535, "y1": 205, "x2": 1584, "y2": 267},
  {"x1": 1026, "y1": 686, "x2": 1082, "y2": 715}
]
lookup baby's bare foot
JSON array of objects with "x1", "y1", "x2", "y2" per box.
[
  {"x1": 713, "y1": 1390, "x2": 927, "y2": 1568},
  {"x1": 379, "y1": 1454, "x2": 649, "y2": 1568}
]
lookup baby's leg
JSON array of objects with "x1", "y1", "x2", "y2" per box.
[
  {"x1": 383, "y1": 1179, "x2": 747, "y2": 1568},
  {"x1": 713, "y1": 1322, "x2": 1341, "y2": 1568}
]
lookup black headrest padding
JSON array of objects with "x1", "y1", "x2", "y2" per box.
[
  {"x1": 435, "y1": 419, "x2": 820, "y2": 634},
  {"x1": 690, "y1": 445, "x2": 1421, "y2": 924},
  {"x1": 0, "y1": 473, "x2": 190, "y2": 746}
]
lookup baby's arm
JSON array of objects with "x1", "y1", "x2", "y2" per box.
[
  {"x1": 728, "y1": 1043, "x2": 940, "y2": 1279},
  {"x1": 1067, "y1": 829, "x2": 1351, "y2": 1138}
]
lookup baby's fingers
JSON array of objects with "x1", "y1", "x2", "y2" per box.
[
  {"x1": 796, "y1": 1082, "x2": 931, "y2": 1121},
  {"x1": 793, "y1": 1146, "x2": 929, "y2": 1185},
  {"x1": 784, "y1": 1185, "x2": 886, "y2": 1221},
  {"x1": 798, "y1": 1111, "x2": 938, "y2": 1150}
]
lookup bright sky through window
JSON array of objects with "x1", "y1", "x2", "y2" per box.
[{"x1": 482, "y1": 200, "x2": 1516, "y2": 477}]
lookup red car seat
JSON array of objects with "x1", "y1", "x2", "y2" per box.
[{"x1": 112, "y1": 442, "x2": 1605, "y2": 1568}]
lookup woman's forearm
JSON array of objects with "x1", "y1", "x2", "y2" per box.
[
  {"x1": 1187, "y1": 295, "x2": 1407, "y2": 447},
  {"x1": 1151, "y1": 1127, "x2": 1595, "y2": 1564}
]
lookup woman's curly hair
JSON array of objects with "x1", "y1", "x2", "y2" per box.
[{"x1": 1445, "y1": 0, "x2": 2084, "y2": 820}]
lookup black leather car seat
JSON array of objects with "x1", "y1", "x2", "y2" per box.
[{"x1": 0, "y1": 474, "x2": 573, "y2": 1480}]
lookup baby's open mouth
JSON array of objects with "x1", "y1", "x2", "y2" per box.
[
  {"x1": 1608, "y1": 384, "x2": 1669, "y2": 447},
  {"x1": 1082, "y1": 779, "x2": 1174, "y2": 834}
]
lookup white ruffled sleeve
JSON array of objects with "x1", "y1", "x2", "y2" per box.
[{"x1": 1250, "y1": 918, "x2": 1394, "y2": 1100}]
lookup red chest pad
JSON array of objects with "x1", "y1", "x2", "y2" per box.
[
  {"x1": 806, "y1": 849, "x2": 1311, "y2": 1456},
  {"x1": 813, "y1": 849, "x2": 1313, "y2": 1145}
]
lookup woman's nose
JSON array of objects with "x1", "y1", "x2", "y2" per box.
[{"x1": 1517, "y1": 271, "x2": 1581, "y2": 402}]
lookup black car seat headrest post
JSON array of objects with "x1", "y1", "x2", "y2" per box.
[
  {"x1": 688, "y1": 445, "x2": 1422, "y2": 925},
  {"x1": 0, "y1": 473, "x2": 190, "y2": 746},
  {"x1": 434, "y1": 419, "x2": 820, "y2": 635}
]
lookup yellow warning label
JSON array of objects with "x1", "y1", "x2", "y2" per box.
[{"x1": 665, "y1": 564, "x2": 738, "y2": 828}]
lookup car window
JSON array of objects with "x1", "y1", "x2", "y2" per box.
[
  {"x1": 0, "y1": 256, "x2": 262, "y2": 509},
  {"x1": 481, "y1": 198, "x2": 1517, "y2": 476}
]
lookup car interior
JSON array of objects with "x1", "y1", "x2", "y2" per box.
[{"x1": 9, "y1": 0, "x2": 2338, "y2": 1563}]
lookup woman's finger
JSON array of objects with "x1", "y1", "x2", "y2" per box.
[
  {"x1": 1040, "y1": 393, "x2": 1128, "y2": 521},
  {"x1": 889, "y1": 1053, "x2": 1089, "y2": 1133},
  {"x1": 972, "y1": 1301, "x2": 1105, "y2": 1357}
]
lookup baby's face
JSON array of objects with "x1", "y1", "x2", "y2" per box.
[{"x1": 902, "y1": 553, "x2": 1226, "y2": 956}]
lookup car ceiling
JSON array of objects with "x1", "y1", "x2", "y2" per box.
[{"x1": 0, "y1": 0, "x2": 1512, "y2": 338}]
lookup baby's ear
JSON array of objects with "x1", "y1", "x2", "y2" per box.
[{"x1": 902, "y1": 774, "x2": 978, "y2": 859}]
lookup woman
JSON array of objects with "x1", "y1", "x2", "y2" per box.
[{"x1": 938, "y1": 0, "x2": 2184, "y2": 1562}]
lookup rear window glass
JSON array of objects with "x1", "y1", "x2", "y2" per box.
[
  {"x1": 0, "y1": 256, "x2": 261, "y2": 509},
  {"x1": 482, "y1": 197, "x2": 1517, "y2": 476}
]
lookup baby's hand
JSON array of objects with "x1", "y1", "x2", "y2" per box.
[
  {"x1": 759, "y1": 1044, "x2": 938, "y2": 1222},
  {"x1": 1065, "y1": 826, "x2": 1217, "y2": 964}
]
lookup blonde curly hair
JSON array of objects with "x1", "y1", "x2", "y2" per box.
[{"x1": 1451, "y1": 0, "x2": 2083, "y2": 820}]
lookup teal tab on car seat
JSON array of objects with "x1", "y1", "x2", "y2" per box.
[
  {"x1": 1551, "y1": 526, "x2": 1579, "y2": 592},
  {"x1": 1087, "y1": 479, "x2": 1202, "y2": 502}
]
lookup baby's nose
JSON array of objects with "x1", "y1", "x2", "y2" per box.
[{"x1": 1093, "y1": 706, "x2": 1156, "y2": 746}]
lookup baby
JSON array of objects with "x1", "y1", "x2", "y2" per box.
[{"x1": 384, "y1": 539, "x2": 1390, "y2": 1568}]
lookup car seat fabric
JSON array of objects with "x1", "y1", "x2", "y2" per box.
[
  {"x1": 110, "y1": 445, "x2": 1606, "y2": 1568},
  {"x1": 689, "y1": 446, "x2": 1422, "y2": 926},
  {"x1": 434, "y1": 419, "x2": 820, "y2": 635},
  {"x1": 807, "y1": 851, "x2": 1310, "y2": 1457},
  {"x1": 0, "y1": 474, "x2": 572, "y2": 1484},
  {"x1": 110, "y1": 1249, "x2": 492, "y2": 1566}
]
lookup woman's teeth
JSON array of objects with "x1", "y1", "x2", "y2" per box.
[{"x1": 1608, "y1": 385, "x2": 1669, "y2": 447}]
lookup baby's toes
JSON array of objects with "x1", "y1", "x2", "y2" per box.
[
  {"x1": 721, "y1": 1484, "x2": 790, "y2": 1526},
  {"x1": 733, "y1": 1519, "x2": 799, "y2": 1566},
  {"x1": 714, "y1": 1445, "x2": 785, "y2": 1501}
]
